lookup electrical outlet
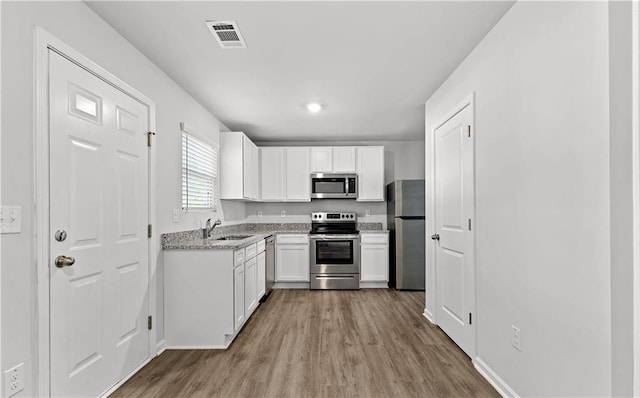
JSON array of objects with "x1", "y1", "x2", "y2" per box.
[
  {"x1": 4, "y1": 363, "x2": 24, "y2": 397},
  {"x1": 365, "y1": 209, "x2": 371, "y2": 217},
  {"x1": 512, "y1": 325, "x2": 522, "y2": 351},
  {"x1": 0, "y1": 206, "x2": 22, "y2": 234},
  {"x1": 257, "y1": 211, "x2": 263, "y2": 218},
  {"x1": 172, "y1": 209, "x2": 179, "y2": 223},
  {"x1": 280, "y1": 210, "x2": 286, "y2": 217}
]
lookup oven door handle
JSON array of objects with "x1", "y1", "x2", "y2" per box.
[{"x1": 310, "y1": 234, "x2": 360, "y2": 240}]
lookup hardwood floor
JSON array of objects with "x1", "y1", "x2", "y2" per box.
[{"x1": 113, "y1": 289, "x2": 498, "y2": 398}]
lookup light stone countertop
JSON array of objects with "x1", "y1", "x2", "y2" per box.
[{"x1": 161, "y1": 222, "x2": 385, "y2": 250}]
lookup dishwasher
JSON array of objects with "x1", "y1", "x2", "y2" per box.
[{"x1": 261, "y1": 235, "x2": 275, "y2": 302}]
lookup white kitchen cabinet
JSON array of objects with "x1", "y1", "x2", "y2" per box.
[
  {"x1": 356, "y1": 146, "x2": 385, "y2": 201},
  {"x1": 310, "y1": 147, "x2": 356, "y2": 173},
  {"x1": 257, "y1": 251, "x2": 266, "y2": 299},
  {"x1": 233, "y1": 264, "x2": 245, "y2": 331},
  {"x1": 333, "y1": 147, "x2": 357, "y2": 172},
  {"x1": 220, "y1": 131, "x2": 259, "y2": 201},
  {"x1": 360, "y1": 233, "x2": 389, "y2": 283},
  {"x1": 260, "y1": 147, "x2": 286, "y2": 201},
  {"x1": 244, "y1": 256, "x2": 258, "y2": 316},
  {"x1": 276, "y1": 234, "x2": 310, "y2": 282},
  {"x1": 285, "y1": 147, "x2": 311, "y2": 201},
  {"x1": 310, "y1": 147, "x2": 333, "y2": 172}
]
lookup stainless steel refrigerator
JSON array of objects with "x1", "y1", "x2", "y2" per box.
[{"x1": 387, "y1": 180, "x2": 425, "y2": 290}]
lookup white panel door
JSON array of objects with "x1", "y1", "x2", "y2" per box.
[
  {"x1": 333, "y1": 147, "x2": 357, "y2": 172},
  {"x1": 434, "y1": 103, "x2": 475, "y2": 358},
  {"x1": 257, "y1": 251, "x2": 266, "y2": 298},
  {"x1": 260, "y1": 147, "x2": 286, "y2": 201},
  {"x1": 285, "y1": 147, "x2": 310, "y2": 201},
  {"x1": 49, "y1": 51, "x2": 149, "y2": 397},
  {"x1": 276, "y1": 244, "x2": 310, "y2": 281},
  {"x1": 234, "y1": 265, "x2": 245, "y2": 331},
  {"x1": 244, "y1": 256, "x2": 258, "y2": 316},
  {"x1": 356, "y1": 146, "x2": 384, "y2": 201},
  {"x1": 310, "y1": 147, "x2": 333, "y2": 172},
  {"x1": 360, "y1": 244, "x2": 389, "y2": 282}
]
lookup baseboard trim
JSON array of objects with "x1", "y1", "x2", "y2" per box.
[
  {"x1": 165, "y1": 344, "x2": 228, "y2": 350},
  {"x1": 423, "y1": 308, "x2": 436, "y2": 324},
  {"x1": 273, "y1": 282, "x2": 309, "y2": 289},
  {"x1": 100, "y1": 356, "x2": 152, "y2": 397},
  {"x1": 155, "y1": 339, "x2": 167, "y2": 356},
  {"x1": 473, "y1": 357, "x2": 519, "y2": 398},
  {"x1": 359, "y1": 282, "x2": 388, "y2": 288}
]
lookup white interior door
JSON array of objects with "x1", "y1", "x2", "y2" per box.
[
  {"x1": 434, "y1": 103, "x2": 475, "y2": 358},
  {"x1": 49, "y1": 51, "x2": 150, "y2": 397}
]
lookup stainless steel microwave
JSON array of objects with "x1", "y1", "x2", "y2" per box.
[{"x1": 311, "y1": 173, "x2": 357, "y2": 199}]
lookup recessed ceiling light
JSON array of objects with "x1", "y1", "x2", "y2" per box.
[{"x1": 306, "y1": 102, "x2": 323, "y2": 113}]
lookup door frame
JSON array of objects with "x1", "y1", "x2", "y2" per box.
[
  {"x1": 633, "y1": 2, "x2": 640, "y2": 395},
  {"x1": 426, "y1": 93, "x2": 477, "y2": 358},
  {"x1": 34, "y1": 28, "x2": 158, "y2": 397}
]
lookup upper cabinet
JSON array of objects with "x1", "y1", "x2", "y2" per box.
[
  {"x1": 220, "y1": 131, "x2": 259, "y2": 201},
  {"x1": 285, "y1": 147, "x2": 311, "y2": 201},
  {"x1": 310, "y1": 147, "x2": 356, "y2": 173},
  {"x1": 260, "y1": 147, "x2": 286, "y2": 201},
  {"x1": 356, "y1": 146, "x2": 385, "y2": 201}
]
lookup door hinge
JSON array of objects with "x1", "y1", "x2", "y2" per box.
[
  {"x1": 468, "y1": 219, "x2": 472, "y2": 231},
  {"x1": 466, "y1": 125, "x2": 471, "y2": 137},
  {"x1": 147, "y1": 131, "x2": 156, "y2": 147},
  {"x1": 148, "y1": 315, "x2": 153, "y2": 330},
  {"x1": 469, "y1": 313, "x2": 472, "y2": 325},
  {"x1": 148, "y1": 224, "x2": 152, "y2": 238}
]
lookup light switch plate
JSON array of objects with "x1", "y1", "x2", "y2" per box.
[
  {"x1": 172, "y1": 209, "x2": 179, "y2": 223},
  {"x1": 0, "y1": 206, "x2": 22, "y2": 234}
]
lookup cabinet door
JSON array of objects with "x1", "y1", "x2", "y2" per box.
[
  {"x1": 234, "y1": 265, "x2": 245, "y2": 331},
  {"x1": 260, "y1": 147, "x2": 286, "y2": 201},
  {"x1": 356, "y1": 146, "x2": 385, "y2": 201},
  {"x1": 276, "y1": 244, "x2": 310, "y2": 281},
  {"x1": 285, "y1": 147, "x2": 310, "y2": 201},
  {"x1": 242, "y1": 136, "x2": 253, "y2": 200},
  {"x1": 244, "y1": 257, "x2": 258, "y2": 316},
  {"x1": 310, "y1": 147, "x2": 333, "y2": 172},
  {"x1": 252, "y1": 143, "x2": 260, "y2": 200},
  {"x1": 360, "y1": 244, "x2": 389, "y2": 282},
  {"x1": 333, "y1": 147, "x2": 356, "y2": 172},
  {"x1": 257, "y1": 252, "x2": 266, "y2": 299}
]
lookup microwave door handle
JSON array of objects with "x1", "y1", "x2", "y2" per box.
[{"x1": 345, "y1": 178, "x2": 349, "y2": 196}]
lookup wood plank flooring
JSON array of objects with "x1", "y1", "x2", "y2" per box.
[{"x1": 113, "y1": 289, "x2": 498, "y2": 398}]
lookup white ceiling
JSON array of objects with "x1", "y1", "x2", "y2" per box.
[{"x1": 87, "y1": 1, "x2": 513, "y2": 142}]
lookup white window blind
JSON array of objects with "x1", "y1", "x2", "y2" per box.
[{"x1": 181, "y1": 125, "x2": 217, "y2": 211}]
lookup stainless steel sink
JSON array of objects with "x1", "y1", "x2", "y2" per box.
[{"x1": 216, "y1": 235, "x2": 252, "y2": 241}]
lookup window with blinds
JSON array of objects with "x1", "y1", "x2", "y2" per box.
[{"x1": 181, "y1": 127, "x2": 217, "y2": 211}]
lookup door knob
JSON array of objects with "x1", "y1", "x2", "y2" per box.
[
  {"x1": 431, "y1": 234, "x2": 440, "y2": 241},
  {"x1": 55, "y1": 255, "x2": 75, "y2": 268}
]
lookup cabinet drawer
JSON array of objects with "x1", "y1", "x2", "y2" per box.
[
  {"x1": 360, "y1": 233, "x2": 388, "y2": 244},
  {"x1": 256, "y1": 239, "x2": 266, "y2": 253},
  {"x1": 245, "y1": 243, "x2": 257, "y2": 259},
  {"x1": 276, "y1": 234, "x2": 309, "y2": 244},
  {"x1": 234, "y1": 249, "x2": 245, "y2": 267}
]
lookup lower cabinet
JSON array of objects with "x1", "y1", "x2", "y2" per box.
[
  {"x1": 234, "y1": 264, "x2": 246, "y2": 331},
  {"x1": 257, "y1": 251, "x2": 266, "y2": 298},
  {"x1": 360, "y1": 233, "x2": 389, "y2": 283},
  {"x1": 276, "y1": 234, "x2": 310, "y2": 282},
  {"x1": 244, "y1": 256, "x2": 258, "y2": 315},
  {"x1": 164, "y1": 239, "x2": 267, "y2": 349}
]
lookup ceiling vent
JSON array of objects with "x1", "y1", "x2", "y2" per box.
[{"x1": 206, "y1": 21, "x2": 247, "y2": 49}]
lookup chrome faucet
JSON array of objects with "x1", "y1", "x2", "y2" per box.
[{"x1": 203, "y1": 218, "x2": 222, "y2": 238}]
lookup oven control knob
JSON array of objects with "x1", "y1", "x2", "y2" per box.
[{"x1": 350, "y1": 215, "x2": 354, "y2": 218}]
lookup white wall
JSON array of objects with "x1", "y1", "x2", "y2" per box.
[
  {"x1": 425, "y1": 2, "x2": 612, "y2": 396},
  {"x1": 1, "y1": 2, "x2": 231, "y2": 395}
]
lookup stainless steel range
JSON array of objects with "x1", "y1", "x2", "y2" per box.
[{"x1": 309, "y1": 212, "x2": 360, "y2": 290}]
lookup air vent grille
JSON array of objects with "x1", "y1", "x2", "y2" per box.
[{"x1": 206, "y1": 21, "x2": 247, "y2": 49}]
